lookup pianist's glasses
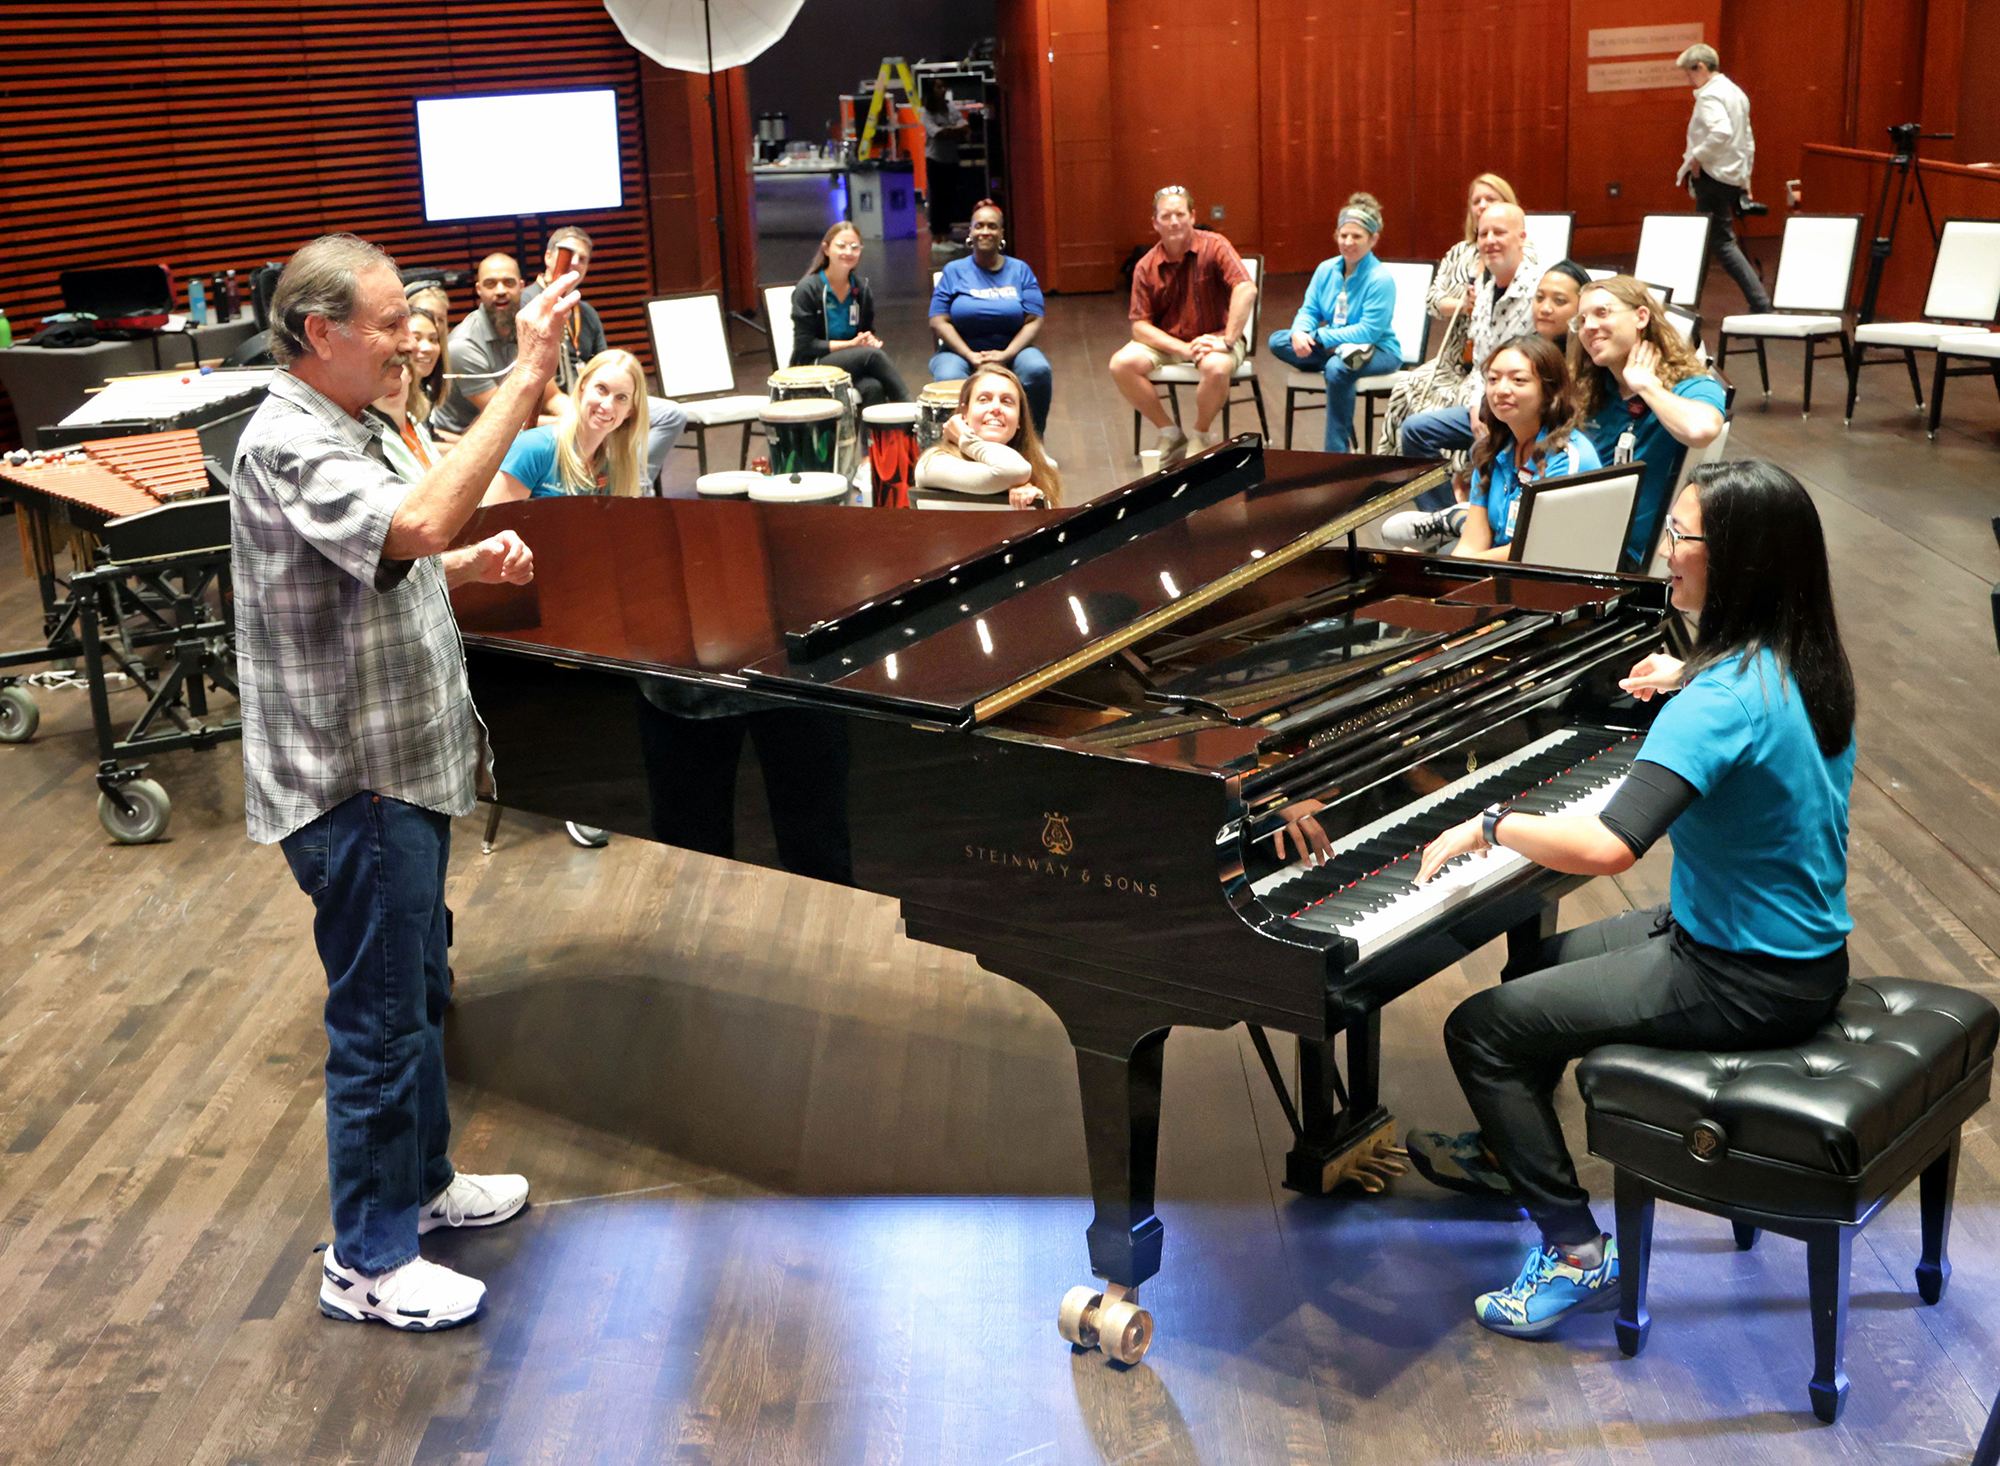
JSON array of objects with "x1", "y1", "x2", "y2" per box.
[{"x1": 1663, "y1": 523, "x2": 1706, "y2": 550}]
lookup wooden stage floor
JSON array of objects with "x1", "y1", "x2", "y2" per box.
[{"x1": 2, "y1": 254, "x2": 1998, "y2": 1464}]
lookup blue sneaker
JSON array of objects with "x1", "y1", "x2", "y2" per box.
[
  {"x1": 1406, "y1": 1128, "x2": 1514, "y2": 1198},
  {"x1": 1473, "y1": 1236, "x2": 1620, "y2": 1338}
]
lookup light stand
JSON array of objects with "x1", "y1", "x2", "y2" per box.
[
  {"x1": 1855, "y1": 123, "x2": 1952, "y2": 325},
  {"x1": 702, "y1": 0, "x2": 764, "y2": 343}
]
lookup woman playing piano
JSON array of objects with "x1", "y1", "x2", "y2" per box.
[{"x1": 1407, "y1": 459, "x2": 1856, "y2": 1338}]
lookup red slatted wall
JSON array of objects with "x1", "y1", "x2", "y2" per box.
[{"x1": 0, "y1": 1, "x2": 657, "y2": 452}]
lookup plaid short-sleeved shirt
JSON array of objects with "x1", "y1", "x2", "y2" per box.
[{"x1": 230, "y1": 371, "x2": 480, "y2": 844}]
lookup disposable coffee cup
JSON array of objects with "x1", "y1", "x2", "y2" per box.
[{"x1": 1139, "y1": 449, "x2": 1161, "y2": 476}]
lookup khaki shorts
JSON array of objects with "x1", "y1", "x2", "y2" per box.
[{"x1": 1134, "y1": 337, "x2": 1249, "y2": 373}]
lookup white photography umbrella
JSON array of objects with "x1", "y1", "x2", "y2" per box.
[{"x1": 604, "y1": 0, "x2": 804, "y2": 323}]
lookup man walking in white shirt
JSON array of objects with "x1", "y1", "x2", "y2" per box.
[{"x1": 1675, "y1": 43, "x2": 1773, "y2": 312}]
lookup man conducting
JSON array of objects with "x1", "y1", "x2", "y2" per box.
[
  {"x1": 1108, "y1": 186, "x2": 1257, "y2": 470},
  {"x1": 1675, "y1": 43, "x2": 1773, "y2": 314},
  {"x1": 231, "y1": 232, "x2": 577, "y2": 1329}
]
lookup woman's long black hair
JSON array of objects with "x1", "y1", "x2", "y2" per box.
[{"x1": 1681, "y1": 460, "x2": 1855, "y2": 756}]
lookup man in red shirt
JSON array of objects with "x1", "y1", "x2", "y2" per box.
[{"x1": 1110, "y1": 186, "x2": 1258, "y2": 469}]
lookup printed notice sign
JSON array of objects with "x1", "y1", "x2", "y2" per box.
[
  {"x1": 1587, "y1": 59, "x2": 1693, "y2": 93},
  {"x1": 1586, "y1": 23, "x2": 1705, "y2": 58}
]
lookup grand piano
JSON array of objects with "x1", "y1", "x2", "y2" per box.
[{"x1": 453, "y1": 442, "x2": 1674, "y2": 1364}]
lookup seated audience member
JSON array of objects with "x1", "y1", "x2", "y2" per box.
[
  {"x1": 431, "y1": 252, "x2": 526, "y2": 438},
  {"x1": 1378, "y1": 174, "x2": 1524, "y2": 456},
  {"x1": 482, "y1": 349, "x2": 649, "y2": 502},
  {"x1": 791, "y1": 222, "x2": 910, "y2": 407},
  {"x1": 407, "y1": 305, "x2": 448, "y2": 429},
  {"x1": 406, "y1": 281, "x2": 451, "y2": 334},
  {"x1": 1402, "y1": 461, "x2": 1853, "y2": 1338},
  {"x1": 929, "y1": 201, "x2": 1053, "y2": 434},
  {"x1": 521, "y1": 226, "x2": 688, "y2": 488},
  {"x1": 1387, "y1": 203, "x2": 1547, "y2": 530},
  {"x1": 1268, "y1": 192, "x2": 1400, "y2": 453},
  {"x1": 1570, "y1": 275, "x2": 1725, "y2": 568},
  {"x1": 365, "y1": 361, "x2": 441, "y2": 483},
  {"x1": 1451, "y1": 336, "x2": 1601, "y2": 560},
  {"x1": 1532, "y1": 262, "x2": 1590, "y2": 351},
  {"x1": 1109, "y1": 185, "x2": 1258, "y2": 470},
  {"x1": 914, "y1": 363, "x2": 1063, "y2": 509}
]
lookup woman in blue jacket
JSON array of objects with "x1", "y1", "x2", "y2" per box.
[{"x1": 1269, "y1": 192, "x2": 1400, "y2": 452}]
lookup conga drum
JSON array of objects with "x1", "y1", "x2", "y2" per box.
[
  {"x1": 861, "y1": 403, "x2": 919, "y2": 509},
  {"x1": 695, "y1": 470, "x2": 767, "y2": 498},
  {"x1": 768, "y1": 364, "x2": 859, "y2": 476},
  {"x1": 916, "y1": 380, "x2": 961, "y2": 452},
  {"x1": 747, "y1": 471, "x2": 850, "y2": 505},
  {"x1": 760, "y1": 398, "x2": 844, "y2": 476}
]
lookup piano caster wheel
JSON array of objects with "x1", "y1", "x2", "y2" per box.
[
  {"x1": 1057, "y1": 1283, "x2": 1153, "y2": 1365},
  {"x1": 0, "y1": 684, "x2": 38, "y2": 743},
  {"x1": 98, "y1": 777, "x2": 170, "y2": 844}
]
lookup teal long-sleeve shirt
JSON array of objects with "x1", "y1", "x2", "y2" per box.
[{"x1": 1288, "y1": 252, "x2": 1397, "y2": 353}]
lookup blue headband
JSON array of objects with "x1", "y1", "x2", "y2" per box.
[{"x1": 1339, "y1": 206, "x2": 1381, "y2": 234}]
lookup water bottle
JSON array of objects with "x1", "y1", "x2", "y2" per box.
[
  {"x1": 0, "y1": 308, "x2": 11, "y2": 349},
  {"x1": 189, "y1": 278, "x2": 208, "y2": 327}
]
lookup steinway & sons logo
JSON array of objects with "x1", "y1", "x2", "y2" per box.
[{"x1": 965, "y1": 811, "x2": 1159, "y2": 898}]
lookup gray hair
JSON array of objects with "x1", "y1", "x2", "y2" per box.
[
  {"x1": 269, "y1": 233, "x2": 400, "y2": 366},
  {"x1": 1676, "y1": 43, "x2": 1719, "y2": 71}
]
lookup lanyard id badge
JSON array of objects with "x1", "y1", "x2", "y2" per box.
[
  {"x1": 1332, "y1": 288, "x2": 1349, "y2": 330},
  {"x1": 1614, "y1": 398, "x2": 1646, "y2": 464}
]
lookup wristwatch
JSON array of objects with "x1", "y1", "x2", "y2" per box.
[{"x1": 1481, "y1": 802, "x2": 1512, "y2": 849}]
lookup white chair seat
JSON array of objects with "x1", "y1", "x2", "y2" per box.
[
  {"x1": 1151, "y1": 359, "x2": 1255, "y2": 385},
  {"x1": 1720, "y1": 314, "x2": 1844, "y2": 338},
  {"x1": 1855, "y1": 322, "x2": 1991, "y2": 349},
  {"x1": 1938, "y1": 332, "x2": 2000, "y2": 359},
  {"x1": 1356, "y1": 368, "x2": 1414, "y2": 395},
  {"x1": 1285, "y1": 367, "x2": 1409, "y2": 395},
  {"x1": 681, "y1": 394, "x2": 768, "y2": 426},
  {"x1": 1283, "y1": 369, "x2": 1325, "y2": 392}
]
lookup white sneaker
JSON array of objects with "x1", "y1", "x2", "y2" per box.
[
  {"x1": 319, "y1": 1249, "x2": 485, "y2": 1331},
  {"x1": 1184, "y1": 429, "x2": 1212, "y2": 458},
  {"x1": 1382, "y1": 504, "x2": 1467, "y2": 551},
  {"x1": 418, "y1": 1171, "x2": 530, "y2": 1234},
  {"x1": 1156, "y1": 424, "x2": 1189, "y2": 469},
  {"x1": 565, "y1": 821, "x2": 609, "y2": 848}
]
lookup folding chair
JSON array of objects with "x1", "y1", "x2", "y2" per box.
[
  {"x1": 647, "y1": 293, "x2": 769, "y2": 475},
  {"x1": 1282, "y1": 259, "x2": 1435, "y2": 449},
  {"x1": 1523, "y1": 212, "x2": 1575, "y2": 266},
  {"x1": 1845, "y1": 218, "x2": 2000, "y2": 422},
  {"x1": 1635, "y1": 214, "x2": 1713, "y2": 311},
  {"x1": 763, "y1": 283, "x2": 797, "y2": 372},
  {"x1": 1132, "y1": 253, "x2": 1271, "y2": 452},
  {"x1": 1716, "y1": 214, "x2": 1861, "y2": 416},
  {"x1": 1925, "y1": 332, "x2": 2000, "y2": 440},
  {"x1": 1508, "y1": 463, "x2": 1645, "y2": 574}
]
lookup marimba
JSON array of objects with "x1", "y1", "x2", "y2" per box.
[{"x1": 0, "y1": 429, "x2": 236, "y2": 842}]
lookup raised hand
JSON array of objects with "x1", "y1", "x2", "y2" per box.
[
  {"x1": 1623, "y1": 339, "x2": 1665, "y2": 395},
  {"x1": 1619, "y1": 651, "x2": 1685, "y2": 701},
  {"x1": 513, "y1": 270, "x2": 580, "y2": 386}
]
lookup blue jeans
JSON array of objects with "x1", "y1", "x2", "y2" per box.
[
  {"x1": 645, "y1": 396, "x2": 689, "y2": 487},
  {"x1": 1268, "y1": 333, "x2": 1401, "y2": 453},
  {"x1": 1397, "y1": 405, "x2": 1477, "y2": 509},
  {"x1": 928, "y1": 345, "x2": 1053, "y2": 435},
  {"x1": 280, "y1": 791, "x2": 456, "y2": 1274}
]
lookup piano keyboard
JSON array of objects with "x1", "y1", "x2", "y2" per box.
[{"x1": 1254, "y1": 728, "x2": 1639, "y2": 961}]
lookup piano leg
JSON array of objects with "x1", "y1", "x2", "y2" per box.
[
  {"x1": 1057, "y1": 1026, "x2": 1167, "y2": 1366},
  {"x1": 1281, "y1": 1011, "x2": 1408, "y2": 1195}
]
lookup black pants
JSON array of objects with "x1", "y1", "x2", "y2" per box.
[
  {"x1": 819, "y1": 345, "x2": 909, "y2": 409},
  {"x1": 1690, "y1": 174, "x2": 1773, "y2": 312},
  {"x1": 1443, "y1": 905, "x2": 1845, "y2": 1246},
  {"x1": 634, "y1": 698, "x2": 854, "y2": 887}
]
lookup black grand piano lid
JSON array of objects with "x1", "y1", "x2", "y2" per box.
[{"x1": 449, "y1": 443, "x2": 1441, "y2": 726}]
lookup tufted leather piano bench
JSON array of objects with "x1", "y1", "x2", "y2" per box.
[{"x1": 1576, "y1": 976, "x2": 1997, "y2": 1424}]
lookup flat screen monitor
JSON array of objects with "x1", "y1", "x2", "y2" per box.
[{"x1": 415, "y1": 89, "x2": 623, "y2": 222}]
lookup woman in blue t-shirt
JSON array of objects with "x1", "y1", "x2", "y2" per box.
[
  {"x1": 1404, "y1": 460, "x2": 1857, "y2": 1340},
  {"x1": 482, "y1": 349, "x2": 649, "y2": 502},
  {"x1": 928, "y1": 201, "x2": 1053, "y2": 434},
  {"x1": 1453, "y1": 334, "x2": 1601, "y2": 560}
]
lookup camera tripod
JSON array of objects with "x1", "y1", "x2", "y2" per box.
[{"x1": 1856, "y1": 122, "x2": 1952, "y2": 325}]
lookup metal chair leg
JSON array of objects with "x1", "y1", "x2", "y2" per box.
[
  {"x1": 1250, "y1": 378, "x2": 1270, "y2": 442},
  {"x1": 1802, "y1": 339, "x2": 1815, "y2": 417},
  {"x1": 1904, "y1": 347, "x2": 1926, "y2": 408},
  {"x1": 1754, "y1": 339, "x2": 1771, "y2": 396},
  {"x1": 1930, "y1": 349, "x2": 1950, "y2": 439}
]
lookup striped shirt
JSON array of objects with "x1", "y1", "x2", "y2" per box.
[{"x1": 230, "y1": 371, "x2": 480, "y2": 844}]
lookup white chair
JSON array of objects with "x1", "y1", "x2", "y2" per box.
[
  {"x1": 647, "y1": 293, "x2": 770, "y2": 475},
  {"x1": 1845, "y1": 218, "x2": 2000, "y2": 421},
  {"x1": 1715, "y1": 214, "x2": 1861, "y2": 417},
  {"x1": 1282, "y1": 259, "x2": 1435, "y2": 451},
  {"x1": 1924, "y1": 331, "x2": 2000, "y2": 440},
  {"x1": 1586, "y1": 267, "x2": 1618, "y2": 282},
  {"x1": 1662, "y1": 302, "x2": 1708, "y2": 363},
  {"x1": 1635, "y1": 214, "x2": 1713, "y2": 310},
  {"x1": 763, "y1": 282, "x2": 796, "y2": 372},
  {"x1": 1524, "y1": 212, "x2": 1575, "y2": 266},
  {"x1": 1132, "y1": 253, "x2": 1270, "y2": 452},
  {"x1": 1509, "y1": 464, "x2": 1644, "y2": 575}
]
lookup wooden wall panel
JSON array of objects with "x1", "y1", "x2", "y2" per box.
[
  {"x1": 995, "y1": 0, "x2": 1058, "y2": 286},
  {"x1": 1258, "y1": 0, "x2": 1414, "y2": 276},
  {"x1": 1046, "y1": 0, "x2": 1119, "y2": 293},
  {"x1": 1853, "y1": 0, "x2": 1934, "y2": 149},
  {"x1": 642, "y1": 62, "x2": 756, "y2": 308},
  {"x1": 1566, "y1": 0, "x2": 1723, "y2": 256},
  {"x1": 1107, "y1": 0, "x2": 1263, "y2": 267},
  {"x1": 1722, "y1": 0, "x2": 1853, "y2": 237},
  {"x1": 0, "y1": 0, "x2": 663, "y2": 452},
  {"x1": 1410, "y1": 0, "x2": 1571, "y2": 260}
]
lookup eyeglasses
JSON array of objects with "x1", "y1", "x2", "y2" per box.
[{"x1": 1663, "y1": 524, "x2": 1706, "y2": 549}]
